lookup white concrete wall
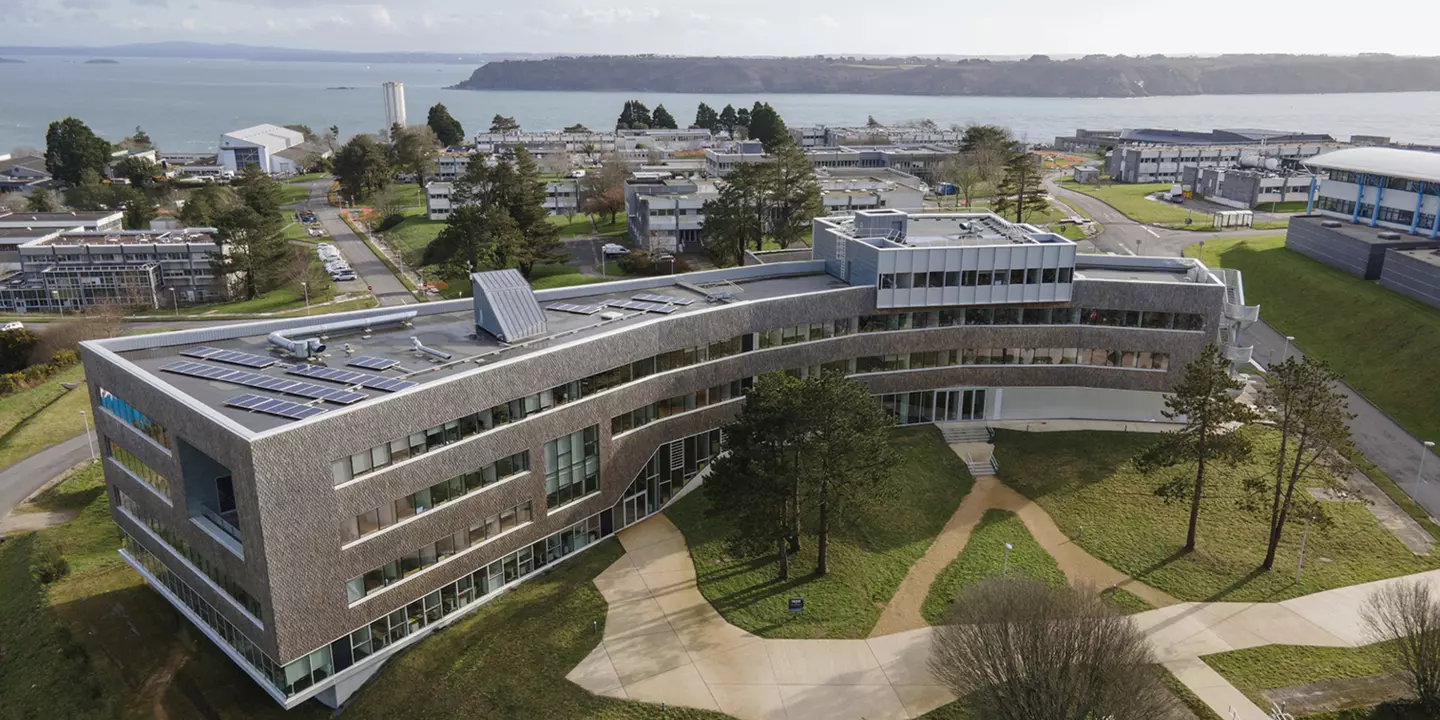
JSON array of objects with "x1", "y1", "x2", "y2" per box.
[{"x1": 992, "y1": 386, "x2": 1171, "y2": 423}]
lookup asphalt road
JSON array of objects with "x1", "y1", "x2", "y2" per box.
[
  {"x1": 300, "y1": 180, "x2": 414, "y2": 307},
  {"x1": 0, "y1": 433, "x2": 95, "y2": 519},
  {"x1": 1044, "y1": 177, "x2": 1286, "y2": 257}
]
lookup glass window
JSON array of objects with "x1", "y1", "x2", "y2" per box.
[
  {"x1": 1010, "y1": 269, "x2": 1026, "y2": 285},
  {"x1": 929, "y1": 271, "x2": 945, "y2": 288},
  {"x1": 879, "y1": 274, "x2": 895, "y2": 289},
  {"x1": 943, "y1": 271, "x2": 959, "y2": 287},
  {"x1": 895, "y1": 273, "x2": 912, "y2": 289},
  {"x1": 961, "y1": 270, "x2": 977, "y2": 287}
]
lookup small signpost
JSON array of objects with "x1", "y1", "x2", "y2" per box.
[{"x1": 787, "y1": 597, "x2": 804, "y2": 614}]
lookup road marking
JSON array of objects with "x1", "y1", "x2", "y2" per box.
[
  {"x1": 1121, "y1": 246, "x2": 1136, "y2": 256},
  {"x1": 1144, "y1": 227, "x2": 1160, "y2": 238}
]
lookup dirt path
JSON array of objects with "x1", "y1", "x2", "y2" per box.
[{"x1": 869, "y1": 451, "x2": 1178, "y2": 638}]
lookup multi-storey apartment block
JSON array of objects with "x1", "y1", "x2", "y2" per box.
[{"x1": 81, "y1": 209, "x2": 1255, "y2": 710}]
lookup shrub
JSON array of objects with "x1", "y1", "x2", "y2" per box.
[
  {"x1": 617, "y1": 250, "x2": 693, "y2": 277},
  {"x1": 0, "y1": 373, "x2": 22, "y2": 395},
  {"x1": 376, "y1": 214, "x2": 406, "y2": 233},
  {"x1": 50, "y1": 349, "x2": 79, "y2": 368},
  {"x1": 30, "y1": 543, "x2": 70, "y2": 585}
]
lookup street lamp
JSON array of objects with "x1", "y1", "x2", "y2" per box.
[
  {"x1": 1420, "y1": 441, "x2": 1436, "y2": 487},
  {"x1": 301, "y1": 281, "x2": 310, "y2": 315},
  {"x1": 169, "y1": 287, "x2": 178, "y2": 317},
  {"x1": 78, "y1": 410, "x2": 96, "y2": 462},
  {"x1": 1002, "y1": 542, "x2": 1013, "y2": 578},
  {"x1": 1281, "y1": 335, "x2": 1295, "y2": 361}
]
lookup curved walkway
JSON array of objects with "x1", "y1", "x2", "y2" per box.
[
  {"x1": 871, "y1": 457, "x2": 1178, "y2": 638},
  {"x1": 567, "y1": 515, "x2": 957, "y2": 720}
]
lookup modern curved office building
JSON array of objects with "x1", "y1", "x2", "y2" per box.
[{"x1": 80, "y1": 209, "x2": 1257, "y2": 708}]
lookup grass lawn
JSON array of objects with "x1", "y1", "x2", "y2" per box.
[
  {"x1": 994, "y1": 428, "x2": 1439, "y2": 602},
  {"x1": 138, "y1": 281, "x2": 336, "y2": 317},
  {"x1": 1204, "y1": 643, "x2": 1395, "y2": 712},
  {"x1": 528, "y1": 264, "x2": 625, "y2": 291},
  {"x1": 4, "y1": 467, "x2": 729, "y2": 720},
  {"x1": 0, "y1": 366, "x2": 90, "y2": 470},
  {"x1": 1059, "y1": 179, "x2": 1210, "y2": 226},
  {"x1": 668, "y1": 425, "x2": 973, "y2": 639},
  {"x1": 1185, "y1": 235, "x2": 1440, "y2": 451},
  {"x1": 921, "y1": 509, "x2": 1067, "y2": 624},
  {"x1": 281, "y1": 221, "x2": 318, "y2": 243},
  {"x1": 287, "y1": 172, "x2": 328, "y2": 184},
  {"x1": 551, "y1": 213, "x2": 628, "y2": 238},
  {"x1": 277, "y1": 183, "x2": 312, "y2": 207},
  {"x1": 1, "y1": 464, "x2": 315, "y2": 720},
  {"x1": 1160, "y1": 667, "x2": 1226, "y2": 720},
  {"x1": 381, "y1": 212, "x2": 444, "y2": 267},
  {"x1": 1256, "y1": 200, "x2": 1312, "y2": 214}
]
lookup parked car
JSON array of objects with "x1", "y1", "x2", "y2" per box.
[
  {"x1": 0, "y1": 322, "x2": 24, "y2": 332},
  {"x1": 601, "y1": 243, "x2": 628, "y2": 257}
]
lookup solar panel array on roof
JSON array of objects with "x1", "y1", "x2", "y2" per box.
[
  {"x1": 347, "y1": 356, "x2": 400, "y2": 371},
  {"x1": 546, "y1": 303, "x2": 602, "y2": 316},
  {"x1": 180, "y1": 346, "x2": 277, "y2": 368},
  {"x1": 159, "y1": 361, "x2": 367, "y2": 404},
  {"x1": 605, "y1": 299, "x2": 678, "y2": 315},
  {"x1": 632, "y1": 293, "x2": 695, "y2": 306},
  {"x1": 287, "y1": 364, "x2": 418, "y2": 392},
  {"x1": 225, "y1": 394, "x2": 328, "y2": 420}
]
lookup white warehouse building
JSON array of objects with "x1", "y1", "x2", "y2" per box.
[{"x1": 218, "y1": 124, "x2": 328, "y2": 175}]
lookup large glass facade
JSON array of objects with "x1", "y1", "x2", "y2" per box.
[
  {"x1": 347, "y1": 451, "x2": 529, "y2": 543},
  {"x1": 879, "y1": 389, "x2": 988, "y2": 425},
  {"x1": 544, "y1": 426, "x2": 599, "y2": 508},
  {"x1": 347, "y1": 501, "x2": 534, "y2": 603}
]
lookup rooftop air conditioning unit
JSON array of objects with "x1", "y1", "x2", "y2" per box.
[
  {"x1": 1321, "y1": 220, "x2": 1343, "y2": 228},
  {"x1": 1377, "y1": 232, "x2": 1402, "y2": 240}
]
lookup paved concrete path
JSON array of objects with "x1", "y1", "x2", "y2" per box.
[
  {"x1": 870, "y1": 470, "x2": 1178, "y2": 638},
  {"x1": 301, "y1": 180, "x2": 415, "y2": 307},
  {"x1": 567, "y1": 514, "x2": 957, "y2": 719}
]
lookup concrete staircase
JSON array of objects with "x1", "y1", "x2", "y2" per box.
[
  {"x1": 939, "y1": 423, "x2": 991, "y2": 444},
  {"x1": 938, "y1": 424, "x2": 997, "y2": 477}
]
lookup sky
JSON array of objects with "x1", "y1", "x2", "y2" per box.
[{"x1": 2, "y1": 0, "x2": 1439, "y2": 57}]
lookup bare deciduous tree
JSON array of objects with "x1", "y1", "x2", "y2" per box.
[
  {"x1": 929, "y1": 578, "x2": 1181, "y2": 720},
  {"x1": 1363, "y1": 580, "x2": 1440, "y2": 712}
]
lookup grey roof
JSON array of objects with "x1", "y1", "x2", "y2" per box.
[
  {"x1": 470, "y1": 269, "x2": 547, "y2": 342},
  {"x1": 1305, "y1": 147, "x2": 1440, "y2": 184}
]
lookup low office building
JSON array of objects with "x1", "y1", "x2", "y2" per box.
[
  {"x1": 80, "y1": 208, "x2": 1254, "y2": 710},
  {"x1": 0, "y1": 228, "x2": 224, "y2": 313},
  {"x1": 706, "y1": 143, "x2": 954, "y2": 182},
  {"x1": 0, "y1": 210, "x2": 124, "y2": 232},
  {"x1": 0, "y1": 153, "x2": 53, "y2": 194},
  {"x1": 625, "y1": 177, "x2": 719, "y2": 253},
  {"x1": 1053, "y1": 129, "x2": 1120, "y2": 153},
  {"x1": 424, "y1": 179, "x2": 579, "y2": 221},
  {"x1": 1107, "y1": 142, "x2": 1340, "y2": 184},
  {"x1": 1183, "y1": 166, "x2": 1314, "y2": 209},
  {"x1": 1072, "y1": 165, "x2": 1101, "y2": 184},
  {"x1": 220, "y1": 125, "x2": 330, "y2": 175},
  {"x1": 817, "y1": 168, "x2": 926, "y2": 213}
]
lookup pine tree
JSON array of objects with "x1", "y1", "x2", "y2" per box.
[
  {"x1": 426, "y1": 103, "x2": 465, "y2": 147},
  {"x1": 507, "y1": 148, "x2": 567, "y2": 277},
  {"x1": 718, "y1": 104, "x2": 738, "y2": 137},
  {"x1": 652, "y1": 104, "x2": 678, "y2": 130},
  {"x1": 25, "y1": 187, "x2": 58, "y2": 213},
  {"x1": 765, "y1": 142, "x2": 821, "y2": 249},
  {"x1": 489, "y1": 115, "x2": 520, "y2": 134},
  {"x1": 700, "y1": 162, "x2": 768, "y2": 266},
  {"x1": 694, "y1": 102, "x2": 718, "y2": 132},
  {"x1": 746, "y1": 102, "x2": 789, "y2": 152},
  {"x1": 1134, "y1": 345, "x2": 1256, "y2": 552},
  {"x1": 44, "y1": 117, "x2": 111, "y2": 186},
  {"x1": 992, "y1": 152, "x2": 1049, "y2": 223}
]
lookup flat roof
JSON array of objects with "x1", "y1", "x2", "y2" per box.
[
  {"x1": 115, "y1": 271, "x2": 847, "y2": 433},
  {"x1": 1073, "y1": 255, "x2": 1220, "y2": 285},
  {"x1": 1291, "y1": 214, "x2": 1440, "y2": 246},
  {"x1": 1392, "y1": 247, "x2": 1440, "y2": 268},
  {"x1": 0, "y1": 211, "x2": 122, "y2": 225},
  {"x1": 1307, "y1": 147, "x2": 1440, "y2": 183},
  {"x1": 28, "y1": 229, "x2": 218, "y2": 246}
]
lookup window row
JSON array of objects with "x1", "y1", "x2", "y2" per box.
[
  {"x1": 879, "y1": 267, "x2": 1074, "y2": 291},
  {"x1": 332, "y1": 335, "x2": 748, "y2": 485},
  {"x1": 758, "y1": 320, "x2": 855, "y2": 349},
  {"x1": 108, "y1": 440, "x2": 170, "y2": 496},
  {"x1": 345, "y1": 514, "x2": 604, "y2": 667},
  {"x1": 121, "y1": 532, "x2": 301, "y2": 695},
  {"x1": 115, "y1": 488, "x2": 263, "y2": 619},
  {"x1": 860, "y1": 307, "x2": 1204, "y2": 331},
  {"x1": 347, "y1": 451, "x2": 531, "y2": 543},
  {"x1": 611, "y1": 380, "x2": 744, "y2": 435},
  {"x1": 100, "y1": 388, "x2": 170, "y2": 448},
  {"x1": 347, "y1": 501, "x2": 534, "y2": 604},
  {"x1": 544, "y1": 426, "x2": 599, "y2": 509},
  {"x1": 852, "y1": 347, "x2": 1170, "y2": 373}
]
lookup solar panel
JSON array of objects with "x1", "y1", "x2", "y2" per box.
[
  {"x1": 348, "y1": 356, "x2": 399, "y2": 371},
  {"x1": 159, "y1": 361, "x2": 368, "y2": 404},
  {"x1": 546, "y1": 303, "x2": 602, "y2": 316},
  {"x1": 180, "y1": 346, "x2": 276, "y2": 368},
  {"x1": 605, "y1": 299, "x2": 677, "y2": 315},
  {"x1": 225, "y1": 394, "x2": 328, "y2": 421},
  {"x1": 287, "y1": 364, "x2": 419, "y2": 392},
  {"x1": 632, "y1": 293, "x2": 695, "y2": 306}
]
